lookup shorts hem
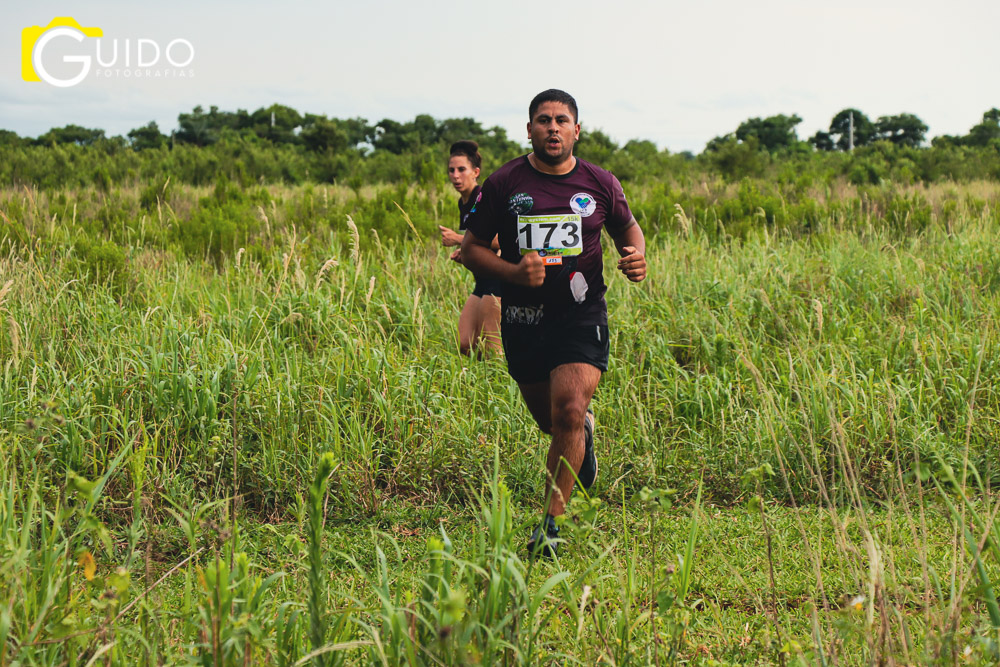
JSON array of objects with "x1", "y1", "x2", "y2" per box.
[
  {"x1": 506, "y1": 359, "x2": 607, "y2": 385},
  {"x1": 502, "y1": 323, "x2": 610, "y2": 385},
  {"x1": 471, "y1": 277, "x2": 503, "y2": 299}
]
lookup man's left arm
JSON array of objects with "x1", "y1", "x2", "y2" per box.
[{"x1": 609, "y1": 219, "x2": 646, "y2": 283}]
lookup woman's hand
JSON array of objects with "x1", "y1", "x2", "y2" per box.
[{"x1": 439, "y1": 226, "x2": 464, "y2": 247}]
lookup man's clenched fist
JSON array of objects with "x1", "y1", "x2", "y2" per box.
[
  {"x1": 514, "y1": 251, "x2": 546, "y2": 287},
  {"x1": 617, "y1": 246, "x2": 646, "y2": 282}
]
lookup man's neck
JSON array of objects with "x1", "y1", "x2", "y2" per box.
[{"x1": 527, "y1": 153, "x2": 576, "y2": 176}]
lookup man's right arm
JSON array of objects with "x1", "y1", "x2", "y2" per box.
[
  {"x1": 463, "y1": 176, "x2": 545, "y2": 287},
  {"x1": 461, "y1": 233, "x2": 545, "y2": 287}
]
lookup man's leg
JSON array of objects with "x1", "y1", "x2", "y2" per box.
[
  {"x1": 516, "y1": 380, "x2": 553, "y2": 434},
  {"x1": 544, "y1": 363, "x2": 601, "y2": 517},
  {"x1": 517, "y1": 363, "x2": 600, "y2": 512}
]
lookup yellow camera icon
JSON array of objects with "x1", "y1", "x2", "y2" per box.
[{"x1": 22, "y1": 17, "x2": 102, "y2": 82}]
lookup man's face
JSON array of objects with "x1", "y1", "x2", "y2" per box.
[{"x1": 528, "y1": 101, "x2": 580, "y2": 167}]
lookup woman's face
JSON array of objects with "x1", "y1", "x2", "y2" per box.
[{"x1": 448, "y1": 155, "x2": 480, "y2": 196}]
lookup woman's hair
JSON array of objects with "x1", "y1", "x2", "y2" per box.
[{"x1": 449, "y1": 140, "x2": 482, "y2": 169}]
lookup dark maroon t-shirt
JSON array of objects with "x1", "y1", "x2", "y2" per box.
[
  {"x1": 457, "y1": 185, "x2": 481, "y2": 231},
  {"x1": 465, "y1": 156, "x2": 633, "y2": 326}
]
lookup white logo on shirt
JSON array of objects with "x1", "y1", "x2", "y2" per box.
[{"x1": 569, "y1": 193, "x2": 597, "y2": 217}]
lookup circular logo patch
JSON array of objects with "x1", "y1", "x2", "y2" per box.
[
  {"x1": 508, "y1": 192, "x2": 534, "y2": 214},
  {"x1": 570, "y1": 193, "x2": 596, "y2": 217}
]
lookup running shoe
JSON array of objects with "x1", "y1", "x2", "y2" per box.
[
  {"x1": 578, "y1": 408, "x2": 597, "y2": 490},
  {"x1": 526, "y1": 514, "x2": 560, "y2": 559}
]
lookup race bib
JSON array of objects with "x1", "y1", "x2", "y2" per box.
[{"x1": 516, "y1": 214, "x2": 582, "y2": 266}]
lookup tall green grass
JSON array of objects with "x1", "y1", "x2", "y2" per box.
[{"x1": 2, "y1": 179, "x2": 1000, "y2": 663}]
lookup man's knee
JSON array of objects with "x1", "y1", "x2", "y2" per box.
[{"x1": 550, "y1": 396, "x2": 588, "y2": 434}]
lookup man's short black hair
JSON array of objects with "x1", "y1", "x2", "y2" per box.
[{"x1": 529, "y1": 89, "x2": 578, "y2": 123}]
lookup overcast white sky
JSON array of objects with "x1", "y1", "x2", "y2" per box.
[{"x1": 3, "y1": 0, "x2": 999, "y2": 153}]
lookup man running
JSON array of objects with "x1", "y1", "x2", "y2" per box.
[{"x1": 461, "y1": 89, "x2": 647, "y2": 557}]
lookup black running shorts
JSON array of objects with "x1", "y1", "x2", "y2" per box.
[
  {"x1": 502, "y1": 318, "x2": 609, "y2": 384},
  {"x1": 471, "y1": 277, "x2": 502, "y2": 298}
]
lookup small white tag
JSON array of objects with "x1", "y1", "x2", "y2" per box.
[{"x1": 570, "y1": 271, "x2": 588, "y2": 304}]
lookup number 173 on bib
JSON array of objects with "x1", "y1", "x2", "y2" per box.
[{"x1": 517, "y1": 214, "x2": 583, "y2": 266}]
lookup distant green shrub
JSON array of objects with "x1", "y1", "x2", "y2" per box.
[
  {"x1": 173, "y1": 199, "x2": 261, "y2": 265},
  {"x1": 72, "y1": 235, "x2": 135, "y2": 299}
]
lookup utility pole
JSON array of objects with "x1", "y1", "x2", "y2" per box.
[
  {"x1": 271, "y1": 111, "x2": 276, "y2": 128},
  {"x1": 848, "y1": 111, "x2": 854, "y2": 151}
]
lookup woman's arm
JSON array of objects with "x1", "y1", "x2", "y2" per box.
[{"x1": 439, "y1": 226, "x2": 464, "y2": 247}]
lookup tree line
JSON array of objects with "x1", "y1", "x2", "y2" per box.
[
  {"x1": 0, "y1": 104, "x2": 523, "y2": 157},
  {"x1": 708, "y1": 107, "x2": 1000, "y2": 153},
  {"x1": 3, "y1": 103, "x2": 999, "y2": 154},
  {"x1": 2, "y1": 103, "x2": 1000, "y2": 188}
]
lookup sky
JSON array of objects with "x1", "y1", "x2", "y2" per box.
[{"x1": 3, "y1": 0, "x2": 999, "y2": 153}]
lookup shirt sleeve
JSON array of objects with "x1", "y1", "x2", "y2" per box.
[
  {"x1": 463, "y1": 177, "x2": 500, "y2": 242},
  {"x1": 604, "y1": 174, "x2": 634, "y2": 234}
]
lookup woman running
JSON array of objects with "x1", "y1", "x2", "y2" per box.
[{"x1": 438, "y1": 140, "x2": 502, "y2": 357}]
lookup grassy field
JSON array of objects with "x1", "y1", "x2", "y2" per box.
[{"x1": 2, "y1": 179, "x2": 1000, "y2": 664}]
